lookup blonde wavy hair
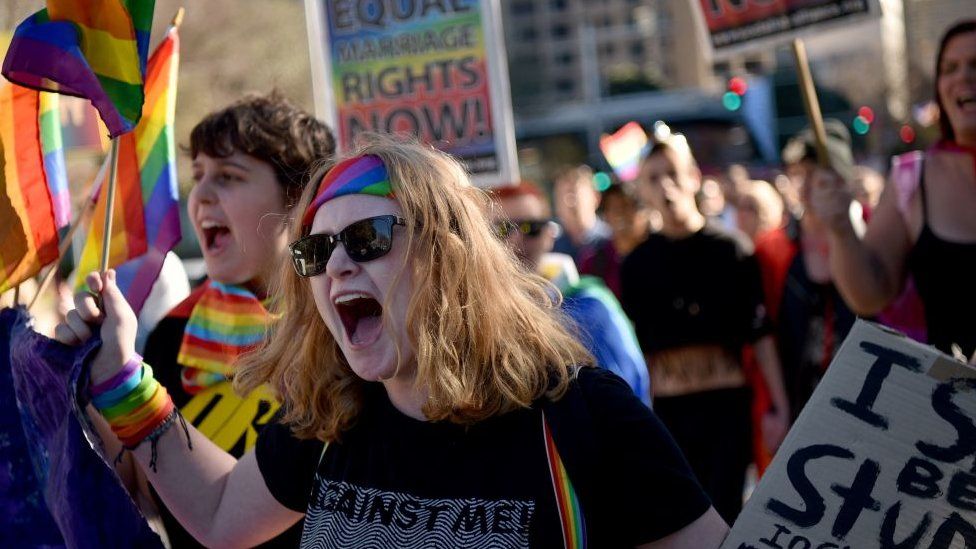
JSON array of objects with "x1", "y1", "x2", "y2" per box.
[{"x1": 236, "y1": 134, "x2": 593, "y2": 441}]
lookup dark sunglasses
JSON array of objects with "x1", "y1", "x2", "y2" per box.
[
  {"x1": 495, "y1": 219, "x2": 554, "y2": 239},
  {"x1": 289, "y1": 215, "x2": 406, "y2": 277}
]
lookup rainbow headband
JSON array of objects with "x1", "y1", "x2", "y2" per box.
[{"x1": 301, "y1": 154, "x2": 395, "y2": 228}]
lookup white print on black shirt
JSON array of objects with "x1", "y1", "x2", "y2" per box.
[{"x1": 300, "y1": 477, "x2": 536, "y2": 548}]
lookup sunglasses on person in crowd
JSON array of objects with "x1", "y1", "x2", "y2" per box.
[
  {"x1": 289, "y1": 215, "x2": 406, "y2": 277},
  {"x1": 495, "y1": 219, "x2": 558, "y2": 239}
]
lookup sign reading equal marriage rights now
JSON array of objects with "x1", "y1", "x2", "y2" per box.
[{"x1": 305, "y1": 0, "x2": 518, "y2": 188}]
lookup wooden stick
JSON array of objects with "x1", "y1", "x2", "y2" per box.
[
  {"x1": 100, "y1": 137, "x2": 120, "y2": 272},
  {"x1": 791, "y1": 38, "x2": 830, "y2": 168},
  {"x1": 173, "y1": 6, "x2": 185, "y2": 27}
]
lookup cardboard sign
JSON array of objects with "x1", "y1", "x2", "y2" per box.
[
  {"x1": 722, "y1": 320, "x2": 976, "y2": 549},
  {"x1": 695, "y1": 0, "x2": 880, "y2": 53},
  {"x1": 304, "y1": 0, "x2": 519, "y2": 188}
]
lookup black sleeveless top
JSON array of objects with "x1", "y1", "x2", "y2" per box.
[{"x1": 908, "y1": 163, "x2": 976, "y2": 356}]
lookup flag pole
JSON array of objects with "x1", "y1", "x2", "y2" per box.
[
  {"x1": 100, "y1": 137, "x2": 121, "y2": 272},
  {"x1": 791, "y1": 38, "x2": 830, "y2": 168},
  {"x1": 28, "y1": 152, "x2": 111, "y2": 312}
]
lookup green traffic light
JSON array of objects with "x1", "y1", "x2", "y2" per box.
[{"x1": 722, "y1": 91, "x2": 742, "y2": 111}]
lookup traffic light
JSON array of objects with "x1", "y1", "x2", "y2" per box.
[
  {"x1": 723, "y1": 77, "x2": 747, "y2": 111},
  {"x1": 899, "y1": 124, "x2": 916, "y2": 144},
  {"x1": 853, "y1": 106, "x2": 874, "y2": 135}
]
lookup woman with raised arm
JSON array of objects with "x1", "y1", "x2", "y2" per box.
[
  {"x1": 58, "y1": 92, "x2": 336, "y2": 548},
  {"x1": 57, "y1": 134, "x2": 728, "y2": 548},
  {"x1": 808, "y1": 20, "x2": 976, "y2": 356}
]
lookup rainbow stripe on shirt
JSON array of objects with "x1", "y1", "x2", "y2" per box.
[{"x1": 543, "y1": 415, "x2": 586, "y2": 549}]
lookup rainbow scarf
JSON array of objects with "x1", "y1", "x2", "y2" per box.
[
  {"x1": 177, "y1": 282, "x2": 271, "y2": 395},
  {"x1": 543, "y1": 414, "x2": 586, "y2": 549},
  {"x1": 301, "y1": 154, "x2": 394, "y2": 228}
]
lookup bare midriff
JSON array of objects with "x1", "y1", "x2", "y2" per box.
[{"x1": 648, "y1": 344, "x2": 745, "y2": 397}]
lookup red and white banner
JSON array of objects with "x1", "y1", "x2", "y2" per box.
[{"x1": 696, "y1": 0, "x2": 880, "y2": 52}]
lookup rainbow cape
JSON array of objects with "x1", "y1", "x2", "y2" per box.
[{"x1": 2, "y1": 0, "x2": 156, "y2": 138}]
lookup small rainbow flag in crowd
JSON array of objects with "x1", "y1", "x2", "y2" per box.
[
  {"x1": 599, "y1": 122, "x2": 648, "y2": 182},
  {"x1": 76, "y1": 25, "x2": 182, "y2": 314},
  {"x1": 0, "y1": 85, "x2": 59, "y2": 294},
  {"x1": 2, "y1": 0, "x2": 156, "y2": 138},
  {"x1": 39, "y1": 92, "x2": 70, "y2": 229}
]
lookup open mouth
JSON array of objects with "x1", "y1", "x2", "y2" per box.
[
  {"x1": 957, "y1": 96, "x2": 976, "y2": 111},
  {"x1": 200, "y1": 220, "x2": 231, "y2": 253},
  {"x1": 335, "y1": 293, "x2": 383, "y2": 346}
]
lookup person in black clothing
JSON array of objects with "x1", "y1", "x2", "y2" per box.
[
  {"x1": 83, "y1": 92, "x2": 336, "y2": 548},
  {"x1": 777, "y1": 125, "x2": 862, "y2": 421},
  {"x1": 621, "y1": 130, "x2": 790, "y2": 523},
  {"x1": 59, "y1": 134, "x2": 728, "y2": 547}
]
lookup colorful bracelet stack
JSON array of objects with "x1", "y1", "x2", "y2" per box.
[{"x1": 90, "y1": 354, "x2": 188, "y2": 470}]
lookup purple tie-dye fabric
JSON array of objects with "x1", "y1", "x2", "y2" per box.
[
  {"x1": 0, "y1": 308, "x2": 64, "y2": 548},
  {"x1": 4, "y1": 307, "x2": 163, "y2": 548}
]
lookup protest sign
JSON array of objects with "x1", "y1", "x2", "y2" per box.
[
  {"x1": 695, "y1": 0, "x2": 881, "y2": 53},
  {"x1": 304, "y1": 0, "x2": 518, "y2": 187},
  {"x1": 722, "y1": 320, "x2": 976, "y2": 549}
]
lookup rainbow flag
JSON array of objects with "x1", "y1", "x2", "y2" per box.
[
  {"x1": 2, "y1": 0, "x2": 156, "y2": 138},
  {"x1": 75, "y1": 130, "x2": 147, "y2": 284},
  {"x1": 76, "y1": 26, "x2": 181, "y2": 314},
  {"x1": 0, "y1": 84, "x2": 59, "y2": 294},
  {"x1": 39, "y1": 92, "x2": 70, "y2": 229},
  {"x1": 599, "y1": 122, "x2": 648, "y2": 182}
]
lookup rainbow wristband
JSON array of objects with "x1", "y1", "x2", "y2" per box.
[
  {"x1": 112, "y1": 384, "x2": 169, "y2": 429},
  {"x1": 98, "y1": 364, "x2": 177, "y2": 449},
  {"x1": 90, "y1": 354, "x2": 143, "y2": 396},
  {"x1": 91, "y1": 366, "x2": 145, "y2": 409},
  {"x1": 99, "y1": 365, "x2": 158, "y2": 421},
  {"x1": 92, "y1": 361, "x2": 186, "y2": 471}
]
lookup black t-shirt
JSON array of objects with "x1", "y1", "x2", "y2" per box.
[
  {"x1": 143, "y1": 305, "x2": 305, "y2": 548},
  {"x1": 620, "y1": 222, "x2": 770, "y2": 354},
  {"x1": 256, "y1": 367, "x2": 710, "y2": 548}
]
